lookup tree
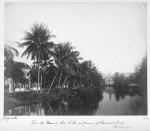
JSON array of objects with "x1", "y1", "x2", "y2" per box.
[
  {"x1": 47, "y1": 42, "x2": 74, "y2": 93},
  {"x1": 4, "y1": 41, "x2": 19, "y2": 60},
  {"x1": 5, "y1": 61, "x2": 27, "y2": 96},
  {"x1": 134, "y1": 55, "x2": 147, "y2": 113},
  {"x1": 4, "y1": 41, "x2": 20, "y2": 90},
  {"x1": 63, "y1": 50, "x2": 83, "y2": 88},
  {"x1": 20, "y1": 23, "x2": 56, "y2": 93},
  {"x1": 76, "y1": 60, "x2": 102, "y2": 88}
]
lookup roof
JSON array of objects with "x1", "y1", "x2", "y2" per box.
[
  {"x1": 14, "y1": 61, "x2": 30, "y2": 69},
  {"x1": 104, "y1": 76, "x2": 113, "y2": 79}
]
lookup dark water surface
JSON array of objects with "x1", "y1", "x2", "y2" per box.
[{"x1": 4, "y1": 86, "x2": 146, "y2": 115}]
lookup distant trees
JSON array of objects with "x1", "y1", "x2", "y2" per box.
[
  {"x1": 132, "y1": 56, "x2": 147, "y2": 107},
  {"x1": 113, "y1": 72, "x2": 129, "y2": 87},
  {"x1": 128, "y1": 55, "x2": 147, "y2": 90},
  {"x1": 135, "y1": 56, "x2": 147, "y2": 89},
  {"x1": 112, "y1": 55, "x2": 147, "y2": 106}
]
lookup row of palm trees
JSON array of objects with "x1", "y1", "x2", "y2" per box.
[{"x1": 5, "y1": 23, "x2": 103, "y2": 94}]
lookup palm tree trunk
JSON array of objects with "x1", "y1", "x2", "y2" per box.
[
  {"x1": 46, "y1": 70, "x2": 59, "y2": 94},
  {"x1": 58, "y1": 69, "x2": 63, "y2": 88},
  {"x1": 37, "y1": 65, "x2": 40, "y2": 94},
  {"x1": 40, "y1": 75, "x2": 42, "y2": 93},
  {"x1": 44, "y1": 74, "x2": 46, "y2": 89},
  {"x1": 63, "y1": 76, "x2": 68, "y2": 87},
  {"x1": 13, "y1": 80, "x2": 16, "y2": 98},
  {"x1": 73, "y1": 77, "x2": 75, "y2": 88}
]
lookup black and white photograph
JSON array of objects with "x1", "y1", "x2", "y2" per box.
[{"x1": 1, "y1": 1, "x2": 149, "y2": 131}]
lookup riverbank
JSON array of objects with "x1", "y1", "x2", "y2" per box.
[{"x1": 4, "y1": 87, "x2": 101, "y2": 111}]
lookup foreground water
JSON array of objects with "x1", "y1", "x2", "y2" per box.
[{"x1": 4, "y1": 86, "x2": 146, "y2": 115}]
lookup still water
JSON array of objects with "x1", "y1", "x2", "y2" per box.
[{"x1": 4, "y1": 87, "x2": 146, "y2": 115}]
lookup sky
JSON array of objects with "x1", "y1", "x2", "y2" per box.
[{"x1": 4, "y1": 2, "x2": 147, "y2": 74}]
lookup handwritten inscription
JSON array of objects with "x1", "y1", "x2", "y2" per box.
[
  {"x1": 113, "y1": 125, "x2": 132, "y2": 129},
  {"x1": 31, "y1": 120, "x2": 130, "y2": 128},
  {"x1": 143, "y1": 117, "x2": 148, "y2": 120},
  {"x1": 1, "y1": 116, "x2": 18, "y2": 122}
]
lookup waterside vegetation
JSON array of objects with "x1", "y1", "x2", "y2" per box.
[{"x1": 4, "y1": 23, "x2": 147, "y2": 114}]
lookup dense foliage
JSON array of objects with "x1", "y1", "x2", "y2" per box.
[{"x1": 4, "y1": 60, "x2": 27, "y2": 84}]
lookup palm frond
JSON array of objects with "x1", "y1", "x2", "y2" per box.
[{"x1": 4, "y1": 44, "x2": 19, "y2": 59}]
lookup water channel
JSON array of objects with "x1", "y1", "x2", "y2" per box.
[{"x1": 4, "y1": 86, "x2": 146, "y2": 115}]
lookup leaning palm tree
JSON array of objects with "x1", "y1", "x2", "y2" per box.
[{"x1": 20, "y1": 23, "x2": 56, "y2": 93}]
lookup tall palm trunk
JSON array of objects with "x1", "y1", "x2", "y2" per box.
[
  {"x1": 63, "y1": 76, "x2": 68, "y2": 87},
  {"x1": 58, "y1": 69, "x2": 63, "y2": 88},
  {"x1": 13, "y1": 81, "x2": 16, "y2": 98},
  {"x1": 73, "y1": 77, "x2": 76, "y2": 88},
  {"x1": 37, "y1": 53, "x2": 41, "y2": 94},
  {"x1": 40, "y1": 75, "x2": 42, "y2": 93},
  {"x1": 44, "y1": 73, "x2": 46, "y2": 89},
  {"x1": 37, "y1": 65, "x2": 40, "y2": 94},
  {"x1": 46, "y1": 70, "x2": 59, "y2": 94}
]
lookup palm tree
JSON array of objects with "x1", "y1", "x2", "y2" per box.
[
  {"x1": 77, "y1": 60, "x2": 102, "y2": 88},
  {"x1": 65, "y1": 50, "x2": 83, "y2": 88},
  {"x1": 20, "y1": 23, "x2": 56, "y2": 93},
  {"x1": 4, "y1": 41, "x2": 19, "y2": 60},
  {"x1": 46, "y1": 42, "x2": 75, "y2": 94},
  {"x1": 55, "y1": 42, "x2": 74, "y2": 86}
]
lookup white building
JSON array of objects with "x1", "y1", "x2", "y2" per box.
[{"x1": 104, "y1": 76, "x2": 114, "y2": 85}]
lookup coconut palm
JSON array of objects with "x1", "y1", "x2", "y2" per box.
[
  {"x1": 55, "y1": 42, "x2": 74, "y2": 86},
  {"x1": 65, "y1": 50, "x2": 83, "y2": 88},
  {"x1": 20, "y1": 23, "x2": 56, "y2": 93},
  {"x1": 47, "y1": 42, "x2": 75, "y2": 94}
]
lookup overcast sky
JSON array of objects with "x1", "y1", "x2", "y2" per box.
[{"x1": 5, "y1": 2, "x2": 147, "y2": 74}]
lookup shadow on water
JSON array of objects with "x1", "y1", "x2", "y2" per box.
[
  {"x1": 4, "y1": 86, "x2": 147, "y2": 115},
  {"x1": 4, "y1": 89, "x2": 103, "y2": 116}
]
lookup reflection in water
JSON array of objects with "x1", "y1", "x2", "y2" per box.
[
  {"x1": 4, "y1": 87, "x2": 146, "y2": 115},
  {"x1": 5, "y1": 103, "x2": 45, "y2": 116},
  {"x1": 95, "y1": 86, "x2": 145, "y2": 115}
]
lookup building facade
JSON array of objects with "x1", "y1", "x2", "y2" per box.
[{"x1": 104, "y1": 76, "x2": 114, "y2": 85}]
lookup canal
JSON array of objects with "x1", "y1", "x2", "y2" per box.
[{"x1": 4, "y1": 86, "x2": 146, "y2": 115}]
